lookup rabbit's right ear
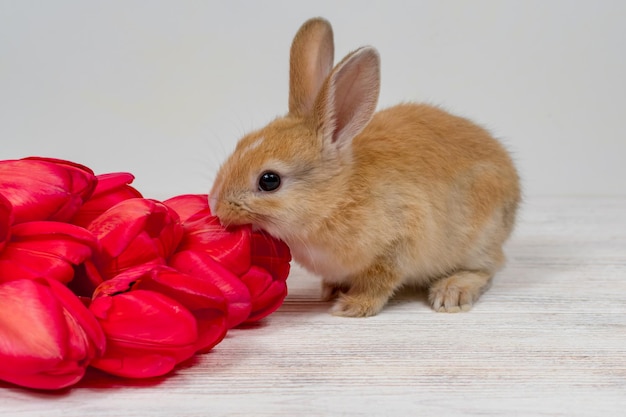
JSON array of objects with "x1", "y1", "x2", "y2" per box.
[{"x1": 288, "y1": 18, "x2": 334, "y2": 117}]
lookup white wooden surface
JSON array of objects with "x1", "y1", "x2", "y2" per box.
[{"x1": 2, "y1": 197, "x2": 625, "y2": 416}]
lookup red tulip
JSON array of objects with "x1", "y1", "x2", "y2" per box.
[
  {"x1": 166, "y1": 194, "x2": 252, "y2": 276},
  {"x1": 164, "y1": 194, "x2": 211, "y2": 224},
  {"x1": 179, "y1": 215, "x2": 253, "y2": 276},
  {"x1": 0, "y1": 194, "x2": 12, "y2": 252},
  {"x1": 0, "y1": 221, "x2": 98, "y2": 284},
  {"x1": 89, "y1": 275, "x2": 201, "y2": 379},
  {"x1": 170, "y1": 250, "x2": 252, "y2": 329},
  {"x1": 94, "y1": 264, "x2": 228, "y2": 353},
  {"x1": 71, "y1": 172, "x2": 142, "y2": 228},
  {"x1": 250, "y1": 230, "x2": 292, "y2": 282},
  {"x1": 0, "y1": 278, "x2": 105, "y2": 390},
  {"x1": 239, "y1": 266, "x2": 287, "y2": 322},
  {"x1": 238, "y1": 231, "x2": 291, "y2": 322},
  {"x1": 87, "y1": 198, "x2": 183, "y2": 279},
  {"x1": 0, "y1": 157, "x2": 97, "y2": 224},
  {"x1": 165, "y1": 193, "x2": 293, "y2": 325}
]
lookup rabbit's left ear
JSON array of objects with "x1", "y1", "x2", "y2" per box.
[
  {"x1": 313, "y1": 46, "x2": 381, "y2": 150},
  {"x1": 288, "y1": 18, "x2": 335, "y2": 117}
]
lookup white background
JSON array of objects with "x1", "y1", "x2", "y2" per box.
[{"x1": 1, "y1": 0, "x2": 624, "y2": 199}]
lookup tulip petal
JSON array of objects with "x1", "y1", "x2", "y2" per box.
[
  {"x1": 0, "y1": 279, "x2": 67, "y2": 372},
  {"x1": 0, "y1": 222, "x2": 98, "y2": 284},
  {"x1": 134, "y1": 266, "x2": 228, "y2": 353},
  {"x1": 0, "y1": 278, "x2": 102, "y2": 389},
  {"x1": 240, "y1": 266, "x2": 288, "y2": 323},
  {"x1": 90, "y1": 352, "x2": 178, "y2": 380},
  {"x1": 170, "y1": 250, "x2": 252, "y2": 328},
  {"x1": 179, "y1": 215, "x2": 252, "y2": 276},
  {"x1": 0, "y1": 194, "x2": 12, "y2": 252},
  {"x1": 46, "y1": 278, "x2": 106, "y2": 359},
  {"x1": 88, "y1": 198, "x2": 183, "y2": 279},
  {"x1": 164, "y1": 194, "x2": 211, "y2": 224},
  {"x1": 0, "y1": 158, "x2": 96, "y2": 224},
  {"x1": 96, "y1": 264, "x2": 228, "y2": 353},
  {"x1": 89, "y1": 290, "x2": 198, "y2": 378},
  {"x1": 250, "y1": 230, "x2": 292, "y2": 279},
  {"x1": 11, "y1": 221, "x2": 97, "y2": 263},
  {"x1": 71, "y1": 173, "x2": 142, "y2": 228}
]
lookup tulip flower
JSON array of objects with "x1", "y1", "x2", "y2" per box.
[
  {"x1": 0, "y1": 278, "x2": 105, "y2": 390},
  {"x1": 94, "y1": 264, "x2": 228, "y2": 352},
  {"x1": 89, "y1": 263, "x2": 227, "y2": 378},
  {"x1": 164, "y1": 194, "x2": 210, "y2": 224},
  {"x1": 0, "y1": 221, "x2": 98, "y2": 284},
  {"x1": 0, "y1": 157, "x2": 97, "y2": 224},
  {"x1": 87, "y1": 198, "x2": 183, "y2": 279},
  {"x1": 165, "y1": 193, "x2": 293, "y2": 325},
  {"x1": 0, "y1": 194, "x2": 12, "y2": 252},
  {"x1": 242, "y1": 231, "x2": 291, "y2": 322},
  {"x1": 165, "y1": 194, "x2": 252, "y2": 276},
  {"x1": 89, "y1": 291, "x2": 196, "y2": 378},
  {"x1": 71, "y1": 172, "x2": 142, "y2": 228},
  {"x1": 170, "y1": 250, "x2": 252, "y2": 329},
  {"x1": 250, "y1": 230, "x2": 292, "y2": 283}
]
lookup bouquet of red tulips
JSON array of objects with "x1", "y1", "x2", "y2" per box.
[{"x1": 0, "y1": 157, "x2": 291, "y2": 390}]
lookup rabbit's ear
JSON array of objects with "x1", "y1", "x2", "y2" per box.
[
  {"x1": 314, "y1": 46, "x2": 380, "y2": 150},
  {"x1": 288, "y1": 18, "x2": 334, "y2": 117}
]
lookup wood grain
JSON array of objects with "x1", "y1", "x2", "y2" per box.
[{"x1": 2, "y1": 197, "x2": 625, "y2": 416}]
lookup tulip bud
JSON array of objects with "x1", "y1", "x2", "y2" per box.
[
  {"x1": 250, "y1": 230, "x2": 292, "y2": 282},
  {"x1": 88, "y1": 198, "x2": 183, "y2": 279},
  {"x1": 170, "y1": 250, "x2": 252, "y2": 329},
  {"x1": 165, "y1": 194, "x2": 253, "y2": 276},
  {"x1": 0, "y1": 221, "x2": 98, "y2": 284},
  {"x1": 165, "y1": 193, "x2": 292, "y2": 325},
  {"x1": 0, "y1": 157, "x2": 97, "y2": 224},
  {"x1": 164, "y1": 194, "x2": 211, "y2": 224},
  {"x1": 0, "y1": 278, "x2": 105, "y2": 390},
  {"x1": 240, "y1": 231, "x2": 291, "y2": 323},
  {"x1": 89, "y1": 289, "x2": 198, "y2": 378},
  {"x1": 71, "y1": 173, "x2": 142, "y2": 228},
  {"x1": 94, "y1": 264, "x2": 228, "y2": 354}
]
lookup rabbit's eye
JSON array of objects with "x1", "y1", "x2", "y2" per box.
[{"x1": 258, "y1": 171, "x2": 281, "y2": 192}]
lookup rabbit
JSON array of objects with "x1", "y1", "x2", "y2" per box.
[{"x1": 209, "y1": 17, "x2": 520, "y2": 317}]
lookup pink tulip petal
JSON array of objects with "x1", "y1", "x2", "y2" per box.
[
  {"x1": 170, "y1": 250, "x2": 252, "y2": 328},
  {"x1": 89, "y1": 290, "x2": 198, "y2": 378}
]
